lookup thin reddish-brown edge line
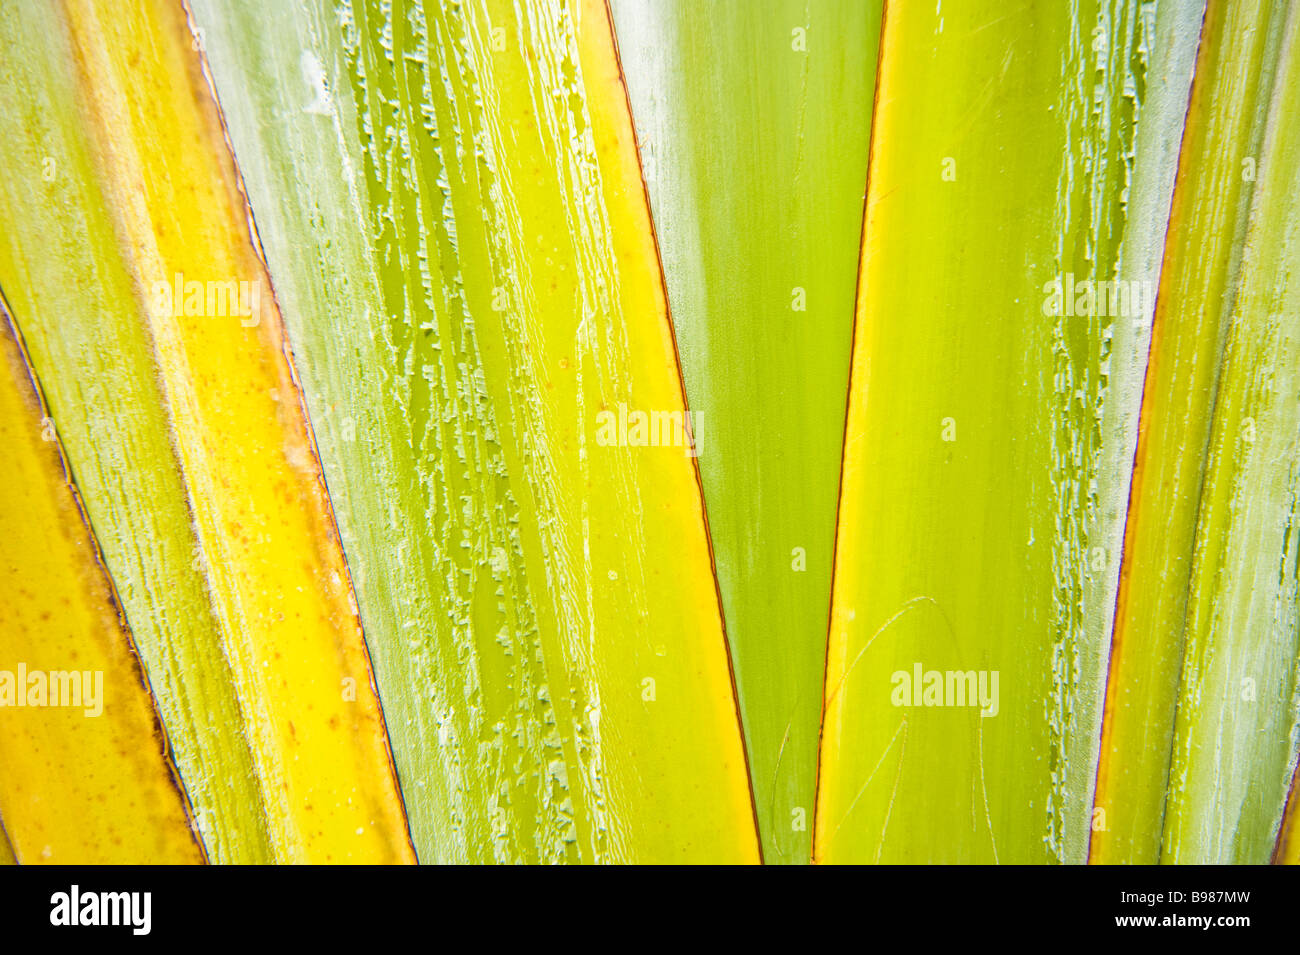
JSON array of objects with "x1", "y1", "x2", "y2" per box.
[
  {"x1": 0, "y1": 287, "x2": 211, "y2": 864},
  {"x1": 809, "y1": 0, "x2": 890, "y2": 865},
  {"x1": 597, "y1": 0, "x2": 766, "y2": 864},
  {"x1": 178, "y1": 0, "x2": 419, "y2": 863}
]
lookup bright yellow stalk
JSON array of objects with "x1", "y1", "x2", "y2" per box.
[
  {"x1": 17, "y1": 0, "x2": 415, "y2": 862},
  {"x1": 187, "y1": 0, "x2": 760, "y2": 861},
  {"x1": 1278, "y1": 773, "x2": 1300, "y2": 864},
  {"x1": 0, "y1": 307, "x2": 203, "y2": 864}
]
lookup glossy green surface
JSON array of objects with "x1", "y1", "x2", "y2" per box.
[
  {"x1": 191, "y1": 0, "x2": 759, "y2": 863},
  {"x1": 609, "y1": 0, "x2": 881, "y2": 864},
  {"x1": 818, "y1": 0, "x2": 1198, "y2": 864}
]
